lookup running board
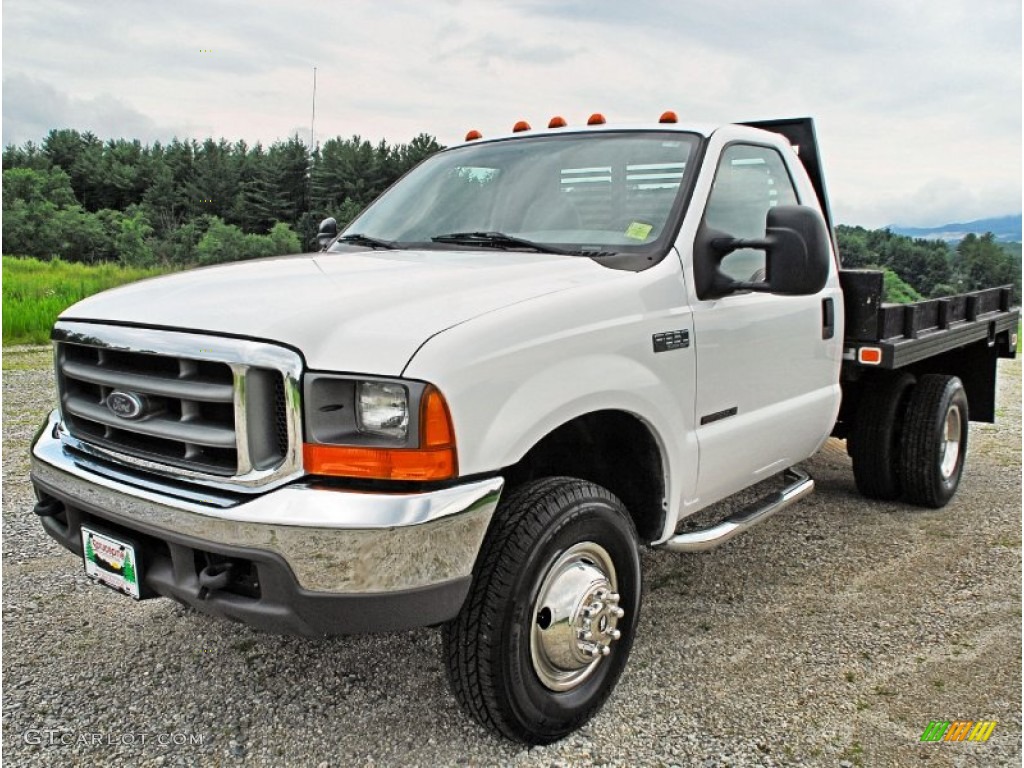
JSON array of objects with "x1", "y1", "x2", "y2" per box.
[{"x1": 658, "y1": 468, "x2": 814, "y2": 553}]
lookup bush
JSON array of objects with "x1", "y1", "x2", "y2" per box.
[
  {"x1": 196, "y1": 217, "x2": 248, "y2": 265},
  {"x1": 196, "y1": 217, "x2": 303, "y2": 265},
  {"x1": 882, "y1": 267, "x2": 923, "y2": 304}
]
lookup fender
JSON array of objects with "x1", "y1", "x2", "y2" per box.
[{"x1": 403, "y1": 259, "x2": 698, "y2": 542}]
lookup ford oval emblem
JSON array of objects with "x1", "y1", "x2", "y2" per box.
[{"x1": 107, "y1": 391, "x2": 145, "y2": 420}]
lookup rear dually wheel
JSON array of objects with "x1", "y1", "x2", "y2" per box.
[{"x1": 899, "y1": 374, "x2": 969, "y2": 508}]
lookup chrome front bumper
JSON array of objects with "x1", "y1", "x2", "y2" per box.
[{"x1": 30, "y1": 411, "x2": 503, "y2": 634}]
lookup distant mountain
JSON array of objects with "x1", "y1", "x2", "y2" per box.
[{"x1": 889, "y1": 214, "x2": 1022, "y2": 243}]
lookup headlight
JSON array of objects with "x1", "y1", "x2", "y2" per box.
[
  {"x1": 302, "y1": 374, "x2": 457, "y2": 481},
  {"x1": 356, "y1": 381, "x2": 409, "y2": 440}
]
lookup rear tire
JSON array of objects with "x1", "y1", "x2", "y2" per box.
[
  {"x1": 899, "y1": 374, "x2": 969, "y2": 508},
  {"x1": 849, "y1": 372, "x2": 916, "y2": 500},
  {"x1": 442, "y1": 477, "x2": 641, "y2": 744}
]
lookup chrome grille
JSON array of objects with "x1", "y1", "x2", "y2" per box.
[{"x1": 53, "y1": 322, "x2": 303, "y2": 491}]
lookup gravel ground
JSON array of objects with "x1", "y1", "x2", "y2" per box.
[{"x1": 2, "y1": 345, "x2": 1021, "y2": 767}]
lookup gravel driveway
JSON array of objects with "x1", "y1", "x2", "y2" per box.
[{"x1": 2, "y1": 346, "x2": 1020, "y2": 767}]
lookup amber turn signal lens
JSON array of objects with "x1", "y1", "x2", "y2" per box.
[
  {"x1": 421, "y1": 386, "x2": 455, "y2": 448},
  {"x1": 303, "y1": 444, "x2": 456, "y2": 481}
]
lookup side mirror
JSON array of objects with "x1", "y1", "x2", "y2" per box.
[
  {"x1": 316, "y1": 217, "x2": 338, "y2": 250},
  {"x1": 705, "y1": 205, "x2": 831, "y2": 297},
  {"x1": 761, "y1": 205, "x2": 831, "y2": 295}
]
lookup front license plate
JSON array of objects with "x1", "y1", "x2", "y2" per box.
[{"x1": 81, "y1": 526, "x2": 141, "y2": 600}]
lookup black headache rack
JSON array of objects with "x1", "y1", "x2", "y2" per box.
[{"x1": 740, "y1": 117, "x2": 837, "y2": 256}]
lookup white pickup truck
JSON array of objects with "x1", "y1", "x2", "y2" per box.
[{"x1": 30, "y1": 115, "x2": 1019, "y2": 743}]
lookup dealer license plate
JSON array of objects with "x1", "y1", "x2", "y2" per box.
[{"x1": 81, "y1": 526, "x2": 141, "y2": 600}]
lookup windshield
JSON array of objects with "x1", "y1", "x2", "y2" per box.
[{"x1": 330, "y1": 131, "x2": 700, "y2": 256}]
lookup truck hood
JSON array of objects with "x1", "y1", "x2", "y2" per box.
[{"x1": 61, "y1": 250, "x2": 618, "y2": 373}]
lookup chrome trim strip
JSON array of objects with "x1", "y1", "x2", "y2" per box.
[
  {"x1": 53, "y1": 321, "x2": 304, "y2": 490},
  {"x1": 231, "y1": 364, "x2": 253, "y2": 475},
  {"x1": 658, "y1": 468, "x2": 814, "y2": 553},
  {"x1": 53, "y1": 321, "x2": 304, "y2": 372}
]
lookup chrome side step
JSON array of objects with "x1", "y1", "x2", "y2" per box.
[{"x1": 658, "y1": 468, "x2": 814, "y2": 553}]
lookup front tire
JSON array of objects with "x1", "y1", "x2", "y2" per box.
[
  {"x1": 899, "y1": 374, "x2": 969, "y2": 508},
  {"x1": 442, "y1": 477, "x2": 641, "y2": 744}
]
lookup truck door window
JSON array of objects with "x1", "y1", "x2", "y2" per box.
[{"x1": 703, "y1": 145, "x2": 798, "y2": 283}]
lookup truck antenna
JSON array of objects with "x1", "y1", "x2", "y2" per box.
[{"x1": 310, "y1": 66, "x2": 317, "y2": 149}]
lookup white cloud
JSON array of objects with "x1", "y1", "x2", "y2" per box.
[{"x1": 1, "y1": 73, "x2": 193, "y2": 146}]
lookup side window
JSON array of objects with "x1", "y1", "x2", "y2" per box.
[{"x1": 703, "y1": 144, "x2": 798, "y2": 282}]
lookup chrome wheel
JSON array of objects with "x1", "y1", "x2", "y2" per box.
[
  {"x1": 939, "y1": 405, "x2": 962, "y2": 479},
  {"x1": 530, "y1": 541, "x2": 624, "y2": 692}
]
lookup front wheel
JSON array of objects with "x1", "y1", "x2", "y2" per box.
[{"x1": 442, "y1": 477, "x2": 641, "y2": 744}]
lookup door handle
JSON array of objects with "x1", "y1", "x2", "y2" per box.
[{"x1": 822, "y1": 297, "x2": 835, "y2": 340}]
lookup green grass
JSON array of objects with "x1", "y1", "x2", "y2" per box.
[{"x1": 2, "y1": 256, "x2": 170, "y2": 345}]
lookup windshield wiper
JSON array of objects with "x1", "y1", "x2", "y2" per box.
[
  {"x1": 337, "y1": 233, "x2": 398, "y2": 250},
  {"x1": 431, "y1": 231, "x2": 574, "y2": 255}
]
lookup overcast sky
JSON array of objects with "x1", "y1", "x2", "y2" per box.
[{"x1": 3, "y1": 0, "x2": 1020, "y2": 227}]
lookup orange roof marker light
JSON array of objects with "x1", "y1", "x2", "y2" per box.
[
  {"x1": 587, "y1": 113, "x2": 607, "y2": 125},
  {"x1": 465, "y1": 129, "x2": 483, "y2": 141},
  {"x1": 512, "y1": 120, "x2": 531, "y2": 133},
  {"x1": 548, "y1": 116, "x2": 568, "y2": 128},
  {"x1": 659, "y1": 110, "x2": 679, "y2": 124}
]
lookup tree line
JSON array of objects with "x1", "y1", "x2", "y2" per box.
[
  {"x1": 2, "y1": 128, "x2": 1019, "y2": 303},
  {"x1": 836, "y1": 225, "x2": 1020, "y2": 303},
  {"x1": 2, "y1": 129, "x2": 442, "y2": 266}
]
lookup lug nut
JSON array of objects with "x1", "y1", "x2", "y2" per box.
[
  {"x1": 609, "y1": 628, "x2": 621, "y2": 640},
  {"x1": 611, "y1": 607, "x2": 625, "y2": 618}
]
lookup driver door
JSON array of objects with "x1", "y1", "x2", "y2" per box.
[{"x1": 689, "y1": 142, "x2": 841, "y2": 504}]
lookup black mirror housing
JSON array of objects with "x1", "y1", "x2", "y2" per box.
[
  {"x1": 316, "y1": 217, "x2": 338, "y2": 250},
  {"x1": 763, "y1": 205, "x2": 831, "y2": 295},
  {"x1": 694, "y1": 205, "x2": 832, "y2": 300}
]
